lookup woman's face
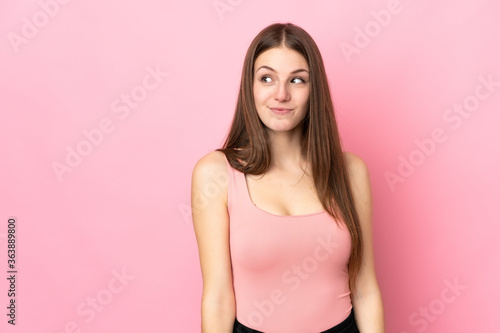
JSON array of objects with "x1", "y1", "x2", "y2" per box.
[{"x1": 253, "y1": 47, "x2": 310, "y2": 133}]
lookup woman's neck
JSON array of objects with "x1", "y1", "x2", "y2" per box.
[{"x1": 266, "y1": 126, "x2": 306, "y2": 170}]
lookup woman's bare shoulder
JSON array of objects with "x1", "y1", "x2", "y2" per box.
[
  {"x1": 192, "y1": 150, "x2": 229, "y2": 201},
  {"x1": 343, "y1": 151, "x2": 371, "y2": 193},
  {"x1": 193, "y1": 150, "x2": 228, "y2": 175},
  {"x1": 191, "y1": 150, "x2": 229, "y2": 222},
  {"x1": 343, "y1": 151, "x2": 368, "y2": 175}
]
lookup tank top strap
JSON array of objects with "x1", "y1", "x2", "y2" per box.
[
  {"x1": 222, "y1": 153, "x2": 235, "y2": 214},
  {"x1": 222, "y1": 152, "x2": 249, "y2": 217},
  {"x1": 222, "y1": 152, "x2": 232, "y2": 175}
]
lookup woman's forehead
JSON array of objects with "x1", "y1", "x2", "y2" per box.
[{"x1": 254, "y1": 47, "x2": 309, "y2": 72}]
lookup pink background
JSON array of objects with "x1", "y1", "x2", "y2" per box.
[{"x1": 1, "y1": 0, "x2": 499, "y2": 332}]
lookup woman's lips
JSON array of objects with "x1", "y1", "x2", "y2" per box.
[{"x1": 270, "y1": 107, "x2": 293, "y2": 115}]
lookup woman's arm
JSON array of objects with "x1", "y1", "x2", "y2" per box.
[
  {"x1": 345, "y1": 152, "x2": 386, "y2": 333},
  {"x1": 192, "y1": 151, "x2": 235, "y2": 333}
]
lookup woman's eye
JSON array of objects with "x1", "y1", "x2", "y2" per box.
[
  {"x1": 260, "y1": 76, "x2": 273, "y2": 83},
  {"x1": 291, "y1": 77, "x2": 305, "y2": 84}
]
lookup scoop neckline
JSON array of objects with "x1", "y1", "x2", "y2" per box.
[{"x1": 242, "y1": 172, "x2": 327, "y2": 218}]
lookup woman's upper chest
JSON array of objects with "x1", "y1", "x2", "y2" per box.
[{"x1": 244, "y1": 168, "x2": 324, "y2": 216}]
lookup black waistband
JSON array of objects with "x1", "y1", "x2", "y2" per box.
[{"x1": 233, "y1": 308, "x2": 359, "y2": 333}]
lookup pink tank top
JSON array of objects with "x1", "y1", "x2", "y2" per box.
[{"x1": 224, "y1": 154, "x2": 353, "y2": 333}]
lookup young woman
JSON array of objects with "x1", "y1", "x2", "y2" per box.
[{"x1": 192, "y1": 23, "x2": 385, "y2": 333}]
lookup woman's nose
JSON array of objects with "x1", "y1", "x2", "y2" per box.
[{"x1": 274, "y1": 82, "x2": 290, "y2": 102}]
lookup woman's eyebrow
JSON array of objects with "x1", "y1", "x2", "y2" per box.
[{"x1": 255, "y1": 65, "x2": 309, "y2": 74}]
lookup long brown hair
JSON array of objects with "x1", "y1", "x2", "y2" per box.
[{"x1": 216, "y1": 23, "x2": 363, "y2": 294}]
